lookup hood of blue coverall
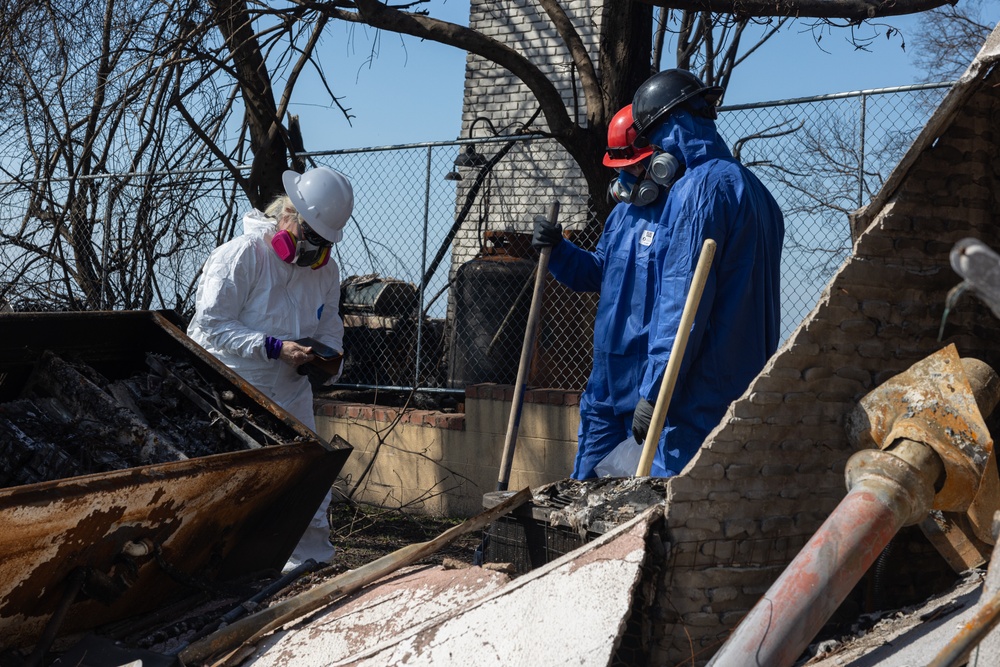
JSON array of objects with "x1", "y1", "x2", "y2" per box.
[
  {"x1": 638, "y1": 107, "x2": 784, "y2": 477},
  {"x1": 647, "y1": 105, "x2": 734, "y2": 172}
]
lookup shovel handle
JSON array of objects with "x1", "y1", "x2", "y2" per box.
[
  {"x1": 635, "y1": 238, "x2": 717, "y2": 477},
  {"x1": 496, "y1": 201, "x2": 559, "y2": 491}
]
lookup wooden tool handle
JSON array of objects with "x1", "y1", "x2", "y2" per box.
[{"x1": 635, "y1": 238, "x2": 717, "y2": 477}]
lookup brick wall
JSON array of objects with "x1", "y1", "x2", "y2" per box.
[
  {"x1": 315, "y1": 384, "x2": 581, "y2": 515},
  {"x1": 651, "y1": 74, "x2": 1000, "y2": 663},
  {"x1": 446, "y1": 0, "x2": 604, "y2": 392},
  {"x1": 453, "y1": 0, "x2": 602, "y2": 248}
]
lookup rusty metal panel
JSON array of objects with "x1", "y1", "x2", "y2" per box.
[
  {"x1": 0, "y1": 310, "x2": 353, "y2": 649},
  {"x1": 0, "y1": 443, "x2": 343, "y2": 647},
  {"x1": 846, "y1": 344, "x2": 995, "y2": 514}
]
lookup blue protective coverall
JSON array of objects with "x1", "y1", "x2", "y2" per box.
[
  {"x1": 639, "y1": 109, "x2": 784, "y2": 477},
  {"x1": 547, "y1": 196, "x2": 668, "y2": 480}
]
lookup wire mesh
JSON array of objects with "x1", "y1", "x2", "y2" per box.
[
  {"x1": 0, "y1": 83, "x2": 953, "y2": 394},
  {"x1": 716, "y1": 83, "x2": 953, "y2": 339}
]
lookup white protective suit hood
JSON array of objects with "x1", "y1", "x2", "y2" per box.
[{"x1": 243, "y1": 208, "x2": 277, "y2": 238}]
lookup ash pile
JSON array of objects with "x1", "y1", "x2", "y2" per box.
[
  {"x1": 0, "y1": 350, "x2": 294, "y2": 488},
  {"x1": 538, "y1": 477, "x2": 669, "y2": 538},
  {"x1": 483, "y1": 477, "x2": 668, "y2": 574}
]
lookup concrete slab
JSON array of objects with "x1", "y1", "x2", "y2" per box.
[
  {"x1": 805, "y1": 510, "x2": 1000, "y2": 667},
  {"x1": 246, "y1": 565, "x2": 511, "y2": 666},
  {"x1": 804, "y1": 571, "x2": 985, "y2": 667},
  {"x1": 247, "y1": 504, "x2": 660, "y2": 666}
]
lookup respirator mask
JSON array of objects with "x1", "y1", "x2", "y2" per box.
[
  {"x1": 609, "y1": 169, "x2": 660, "y2": 206},
  {"x1": 608, "y1": 148, "x2": 683, "y2": 206},
  {"x1": 646, "y1": 149, "x2": 681, "y2": 186},
  {"x1": 271, "y1": 221, "x2": 332, "y2": 269}
]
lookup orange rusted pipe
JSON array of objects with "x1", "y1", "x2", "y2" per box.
[
  {"x1": 709, "y1": 351, "x2": 1000, "y2": 667},
  {"x1": 707, "y1": 443, "x2": 942, "y2": 667},
  {"x1": 927, "y1": 590, "x2": 1000, "y2": 667}
]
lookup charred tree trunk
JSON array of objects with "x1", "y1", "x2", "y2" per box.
[
  {"x1": 210, "y1": 0, "x2": 289, "y2": 208},
  {"x1": 576, "y1": 0, "x2": 654, "y2": 229}
]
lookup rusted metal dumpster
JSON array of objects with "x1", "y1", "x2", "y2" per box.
[{"x1": 0, "y1": 310, "x2": 352, "y2": 650}]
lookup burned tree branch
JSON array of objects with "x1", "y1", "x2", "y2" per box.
[
  {"x1": 634, "y1": 0, "x2": 956, "y2": 19},
  {"x1": 319, "y1": 0, "x2": 576, "y2": 139}
]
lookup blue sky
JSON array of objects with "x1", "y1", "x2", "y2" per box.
[{"x1": 288, "y1": 7, "x2": 958, "y2": 152}]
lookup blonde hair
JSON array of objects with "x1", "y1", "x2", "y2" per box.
[{"x1": 264, "y1": 194, "x2": 306, "y2": 227}]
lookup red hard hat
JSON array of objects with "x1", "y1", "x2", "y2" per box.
[{"x1": 603, "y1": 104, "x2": 655, "y2": 168}]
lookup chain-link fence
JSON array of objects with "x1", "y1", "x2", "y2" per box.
[
  {"x1": 0, "y1": 82, "x2": 953, "y2": 395},
  {"x1": 717, "y1": 82, "x2": 954, "y2": 337}
]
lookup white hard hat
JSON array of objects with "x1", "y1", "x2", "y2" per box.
[{"x1": 282, "y1": 167, "x2": 354, "y2": 243}]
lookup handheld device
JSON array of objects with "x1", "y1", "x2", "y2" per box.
[{"x1": 293, "y1": 337, "x2": 340, "y2": 361}]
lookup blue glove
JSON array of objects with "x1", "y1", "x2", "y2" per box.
[
  {"x1": 531, "y1": 215, "x2": 563, "y2": 250},
  {"x1": 631, "y1": 398, "x2": 654, "y2": 444}
]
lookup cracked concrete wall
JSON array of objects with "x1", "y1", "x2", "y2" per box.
[{"x1": 652, "y1": 69, "x2": 1000, "y2": 664}]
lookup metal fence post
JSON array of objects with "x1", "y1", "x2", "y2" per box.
[
  {"x1": 859, "y1": 92, "x2": 867, "y2": 208},
  {"x1": 415, "y1": 146, "x2": 432, "y2": 389}
]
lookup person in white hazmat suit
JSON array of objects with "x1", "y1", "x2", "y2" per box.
[{"x1": 187, "y1": 166, "x2": 352, "y2": 571}]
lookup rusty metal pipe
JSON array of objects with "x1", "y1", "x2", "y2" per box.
[
  {"x1": 707, "y1": 442, "x2": 943, "y2": 667},
  {"x1": 927, "y1": 589, "x2": 1000, "y2": 667},
  {"x1": 709, "y1": 352, "x2": 999, "y2": 667}
]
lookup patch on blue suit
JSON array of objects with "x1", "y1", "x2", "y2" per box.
[
  {"x1": 640, "y1": 229, "x2": 655, "y2": 246},
  {"x1": 317, "y1": 304, "x2": 324, "y2": 319}
]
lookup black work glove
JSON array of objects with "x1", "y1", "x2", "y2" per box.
[
  {"x1": 531, "y1": 215, "x2": 563, "y2": 250},
  {"x1": 631, "y1": 397, "x2": 655, "y2": 444}
]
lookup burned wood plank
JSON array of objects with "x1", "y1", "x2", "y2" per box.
[
  {"x1": 0, "y1": 410, "x2": 82, "y2": 486},
  {"x1": 0, "y1": 347, "x2": 298, "y2": 487},
  {"x1": 145, "y1": 354, "x2": 262, "y2": 450},
  {"x1": 23, "y1": 350, "x2": 189, "y2": 464}
]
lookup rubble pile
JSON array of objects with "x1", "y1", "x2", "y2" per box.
[
  {"x1": 0, "y1": 350, "x2": 292, "y2": 488},
  {"x1": 536, "y1": 477, "x2": 669, "y2": 537}
]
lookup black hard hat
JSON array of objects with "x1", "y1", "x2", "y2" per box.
[{"x1": 631, "y1": 69, "x2": 724, "y2": 141}]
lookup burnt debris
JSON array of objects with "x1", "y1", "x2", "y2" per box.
[{"x1": 0, "y1": 350, "x2": 293, "y2": 487}]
